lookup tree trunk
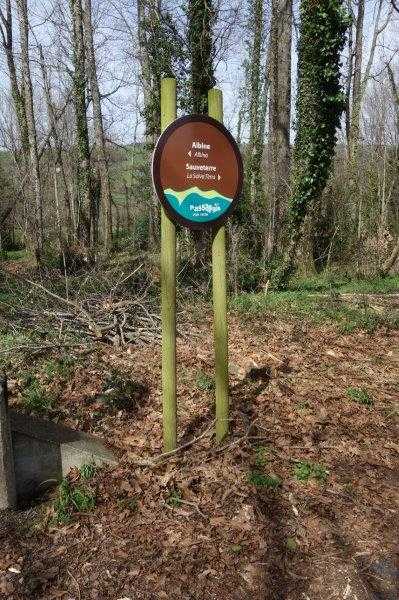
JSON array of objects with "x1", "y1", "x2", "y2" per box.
[
  {"x1": 381, "y1": 64, "x2": 399, "y2": 276},
  {"x1": 0, "y1": 0, "x2": 29, "y2": 164},
  {"x1": 16, "y1": 0, "x2": 44, "y2": 260},
  {"x1": 83, "y1": 0, "x2": 113, "y2": 252},
  {"x1": 271, "y1": 0, "x2": 348, "y2": 289},
  {"x1": 348, "y1": 0, "x2": 364, "y2": 158},
  {"x1": 187, "y1": 0, "x2": 216, "y2": 263},
  {"x1": 69, "y1": 0, "x2": 94, "y2": 250},
  {"x1": 137, "y1": 0, "x2": 163, "y2": 248},
  {"x1": 345, "y1": 3, "x2": 353, "y2": 149},
  {"x1": 381, "y1": 238, "x2": 399, "y2": 275},
  {"x1": 266, "y1": 0, "x2": 292, "y2": 258},
  {"x1": 188, "y1": 0, "x2": 216, "y2": 114},
  {"x1": 38, "y1": 46, "x2": 73, "y2": 246},
  {"x1": 245, "y1": 0, "x2": 266, "y2": 216}
]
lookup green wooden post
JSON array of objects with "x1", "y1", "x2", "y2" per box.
[
  {"x1": 208, "y1": 88, "x2": 229, "y2": 442},
  {"x1": 161, "y1": 78, "x2": 177, "y2": 451}
]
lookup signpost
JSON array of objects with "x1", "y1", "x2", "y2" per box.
[
  {"x1": 152, "y1": 115, "x2": 243, "y2": 231},
  {"x1": 153, "y1": 79, "x2": 243, "y2": 449}
]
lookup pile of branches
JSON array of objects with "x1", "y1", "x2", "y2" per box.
[{"x1": 0, "y1": 264, "x2": 164, "y2": 348}]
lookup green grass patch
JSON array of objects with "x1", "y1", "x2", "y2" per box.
[
  {"x1": 232, "y1": 289, "x2": 398, "y2": 333},
  {"x1": 41, "y1": 356, "x2": 76, "y2": 380},
  {"x1": 289, "y1": 274, "x2": 399, "y2": 294},
  {"x1": 1, "y1": 249, "x2": 27, "y2": 261},
  {"x1": 347, "y1": 387, "x2": 373, "y2": 407},
  {"x1": 0, "y1": 330, "x2": 32, "y2": 349},
  {"x1": 230, "y1": 544, "x2": 243, "y2": 554},
  {"x1": 286, "y1": 537, "x2": 298, "y2": 552},
  {"x1": 294, "y1": 461, "x2": 328, "y2": 483},
  {"x1": 117, "y1": 497, "x2": 138, "y2": 512},
  {"x1": 21, "y1": 376, "x2": 55, "y2": 413},
  {"x1": 53, "y1": 477, "x2": 96, "y2": 525}
]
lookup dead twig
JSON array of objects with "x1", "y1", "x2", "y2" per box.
[
  {"x1": 67, "y1": 569, "x2": 81, "y2": 600},
  {"x1": 128, "y1": 420, "x2": 216, "y2": 468}
]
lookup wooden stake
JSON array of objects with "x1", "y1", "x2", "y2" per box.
[
  {"x1": 161, "y1": 78, "x2": 177, "y2": 451},
  {"x1": 208, "y1": 89, "x2": 229, "y2": 442}
]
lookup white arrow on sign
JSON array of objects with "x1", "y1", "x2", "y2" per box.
[
  {"x1": 188, "y1": 150, "x2": 192, "y2": 157},
  {"x1": 218, "y1": 174, "x2": 221, "y2": 181}
]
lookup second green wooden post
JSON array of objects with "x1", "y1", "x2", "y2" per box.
[
  {"x1": 208, "y1": 89, "x2": 229, "y2": 442},
  {"x1": 161, "y1": 78, "x2": 177, "y2": 452}
]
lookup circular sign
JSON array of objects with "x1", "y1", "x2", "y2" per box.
[{"x1": 152, "y1": 115, "x2": 243, "y2": 230}]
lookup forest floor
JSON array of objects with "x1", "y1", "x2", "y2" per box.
[{"x1": 0, "y1": 259, "x2": 398, "y2": 600}]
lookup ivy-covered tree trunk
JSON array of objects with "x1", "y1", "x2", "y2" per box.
[
  {"x1": 244, "y1": 0, "x2": 267, "y2": 214},
  {"x1": 348, "y1": 0, "x2": 364, "y2": 159},
  {"x1": 381, "y1": 64, "x2": 399, "y2": 275},
  {"x1": 266, "y1": 0, "x2": 292, "y2": 259},
  {"x1": 137, "y1": 0, "x2": 180, "y2": 247},
  {"x1": 84, "y1": 0, "x2": 113, "y2": 253},
  {"x1": 16, "y1": 0, "x2": 44, "y2": 261},
  {"x1": 272, "y1": 0, "x2": 349, "y2": 289},
  {"x1": 137, "y1": 0, "x2": 161, "y2": 247},
  {"x1": 187, "y1": 0, "x2": 216, "y2": 264},
  {"x1": 70, "y1": 0, "x2": 94, "y2": 250},
  {"x1": 187, "y1": 0, "x2": 216, "y2": 114}
]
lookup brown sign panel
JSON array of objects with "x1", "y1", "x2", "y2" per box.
[{"x1": 152, "y1": 115, "x2": 243, "y2": 230}]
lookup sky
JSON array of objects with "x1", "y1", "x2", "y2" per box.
[{"x1": 0, "y1": 0, "x2": 398, "y2": 149}]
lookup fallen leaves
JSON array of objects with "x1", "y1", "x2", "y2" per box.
[{"x1": 1, "y1": 307, "x2": 398, "y2": 599}]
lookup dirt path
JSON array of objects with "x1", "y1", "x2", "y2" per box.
[{"x1": 0, "y1": 310, "x2": 398, "y2": 599}]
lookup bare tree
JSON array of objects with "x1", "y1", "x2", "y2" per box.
[
  {"x1": 38, "y1": 45, "x2": 74, "y2": 246},
  {"x1": 16, "y1": 0, "x2": 44, "y2": 259},
  {"x1": 84, "y1": 0, "x2": 113, "y2": 252},
  {"x1": 0, "y1": 0, "x2": 29, "y2": 164}
]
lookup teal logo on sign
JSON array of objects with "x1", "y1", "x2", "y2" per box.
[
  {"x1": 152, "y1": 116, "x2": 243, "y2": 230},
  {"x1": 164, "y1": 187, "x2": 232, "y2": 223}
]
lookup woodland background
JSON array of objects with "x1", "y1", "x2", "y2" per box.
[{"x1": 0, "y1": 0, "x2": 398, "y2": 291}]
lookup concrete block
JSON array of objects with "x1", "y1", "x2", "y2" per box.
[
  {"x1": 0, "y1": 377, "x2": 16, "y2": 509},
  {"x1": 0, "y1": 382, "x2": 116, "y2": 506},
  {"x1": 61, "y1": 439, "x2": 117, "y2": 475}
]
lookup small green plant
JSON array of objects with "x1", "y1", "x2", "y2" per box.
[
  {"x1": 166, "y1": 487, "x2": 182, "y2": 507},
  {"x1": 22, "y1": 377, "x2": 55, "y2": 413},
  {"x1": 346, "y1": 387, "x2": 373, "y2": 407},
  {"x1": 42, "y1": 356, "x2": 76, "y2": 379},
  {"x1": 248, "y1": 472, "x2": 282, "y2": 489},
  {"x1": 230, "y1": 544, "x2": 243, "y2": 554},
  {"x1": 195, "y1": 370, "x2": 215, "y2": 392},
  {"x1": 254, "y1": 446, "x2": 269, "y2": 468},
  {"x1": 79, "y1": 463, "x2": 96, "y2": 480},
  {"x1": 294, "y1": 461, "x2": 328, "y2": 483},
  {"x1": 53, "y1": 478, "x2": 96, "y2": 525}
]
